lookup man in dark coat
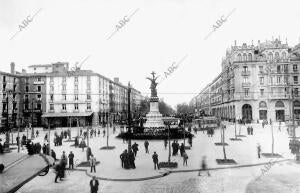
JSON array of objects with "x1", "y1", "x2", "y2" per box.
[
  {"x1": 90, "y1": 176, "x2": 99, "y2": 193},
  {"x1": 144, "y1": 140, "x2": 149, "y2": 153},
  {"x1": 180, "y1": 143, "x2": 185, "y2": 157},
  {"x1": 68, "y1": 151, "x2": 74, "y2": 169},
  {"x1": 120, "y1": 150, "x2": 126, "y2": 168},
  {"x1": 172, "y1": 141, "x2": 176, "y2": 156},
  {"x1": 152, "y1": 151, "x2": 159, "y2": 170},
  {"x1": 128, "y1": 150, "x2": 136, "y2": 169},
  {"x1": 132, "y1": 142, "x2": 139, "y2": 157}
]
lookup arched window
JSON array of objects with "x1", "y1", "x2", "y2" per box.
[
  {"x1": 275, "y1": 101, "x2": 284, "y2": 108},
  {"x1": 275, "y1": 52, "x2": 279, "y2": 59},
  {"x1": 268, "y1": 52, "x2": 273, "y2": 60},
  {"x1": 294, "y1": 100, "x2": 300, "y2": 107},
  {"x1": 282, "y1": 52, "x2": 287, "y2": 59},
  {"x1": 243, "y1": 53, "x2": 247, "y2": 61},
  {"x1": 259, "y1": 101, "x2": 267, "y2": 108},
  {"x1": 237, "y1": 54, "x2": 242, "y2": 61},
  {"x1": 248, "y1": 53, "x2": 252, "y2": 61}
]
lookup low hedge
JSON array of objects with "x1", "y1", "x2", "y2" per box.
[{"x1": 158, "y1": 162, "x2": 178, "y2": 168}]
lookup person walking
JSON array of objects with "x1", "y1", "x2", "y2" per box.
[
  {"x1": 180, "y1": 143, "x2": 185, "y2": 157},
  {"x1": 90, "y1": 154, "x2": 97, "y2": 173},
  {"x1": 144, "y1": 140, "x2": 149, "y2": 153},
  {"x1": 199, "y1": 156, "x2": 210, "y2": 176},
  {"x1": 257, "y1": 143, "x2": 261, "y2": 158},
  {"x1": 128, "y1": 150, "x2": 136, "y2": 169},
  {"x1": 61, "y1": 151, "x2": 68, "y2": 166},
  {"x1": 54, "y1": 161, "x2": 62, "y2": 183},
  {"x1": 51, "y1": 149, "x2": 57, "y2": 161},
  {"x1": 152, "y1": 151, "x2": 159, "y2": 170},
  {"x1": 183, "y1": 151, "x2": 188, "y2": 166},
  {"x1": 132, "y1": 142, "x2": 139, "y2": 157},
  {"x1": 164, "y1": 139, "x2": 168, "y2": 150},
  {"x1": 90, "y1": 176, "x2": 99, "y2": 193},
  {"x1": 68, "y1": 151, "x2": 74, "y2": 169}
]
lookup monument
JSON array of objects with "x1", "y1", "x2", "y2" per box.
[{"x1": 144, "y1": 71, "x2": 165, "y2": 132}]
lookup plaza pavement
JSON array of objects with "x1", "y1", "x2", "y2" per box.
[{"x1": 2, "y1": 121, "x2": 300, "y2": 192}]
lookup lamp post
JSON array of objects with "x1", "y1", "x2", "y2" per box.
[
  {"x1": 18, "y1": 117, "x2": 22, "y2": 153},
  {"x1": 127, "y1": 82, "x2": 132, "y2": 152},
  {"x1": 31, "y1": 98, "x2": 35, "y2": 139}
]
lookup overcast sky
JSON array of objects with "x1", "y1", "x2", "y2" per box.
[{"x1": 1, "y1": 0, "x2": 300, "y2": 109}]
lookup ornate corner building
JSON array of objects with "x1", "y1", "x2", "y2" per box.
[{"x1": 191, "y1": 38, "x2": 300, "y2": 122}]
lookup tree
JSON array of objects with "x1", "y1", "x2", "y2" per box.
[
  {"x1": 139, "y1": 97, "x2": 175, "y2": 117},
  {"x1": 176, "y1": 103, "x2": 194, "y2": 115}
]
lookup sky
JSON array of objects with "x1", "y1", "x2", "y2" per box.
[{"x1": 1, "y1": 0, "x2": 300, "y2": 109}]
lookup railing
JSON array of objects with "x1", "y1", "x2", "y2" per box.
[
  {"x1": 241, "y1": 71, "x2": 250, "y2": 76},
  {"x1": 242, "y1": 82, "x2": 251, "y2": 87}
]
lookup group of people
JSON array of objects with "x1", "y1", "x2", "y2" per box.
[
  {"x1": 171, "y1": 140, "x2": 180, "y2": 156},
  {"x1": 247, "y1": 126, "x2": 254, "y2": 135},
  {"x1": 206, "y1": 127, "x2": 215, "y2": 137},
  {"x1": 54, "y1": 151, "x2": 75, "y2": 182},
  {"x1": 25, "y1": 140, "x2": 42, "y2": 155},
  {"x1": 120, "y1": 149, "x2": 136, "y2": 169}
]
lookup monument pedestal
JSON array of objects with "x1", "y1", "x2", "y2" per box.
[{"x1": 144, "y1": 97, "x2": 165, "y2": 132}]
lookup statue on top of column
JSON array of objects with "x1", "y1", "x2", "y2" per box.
[{"x1": 146, "y1": 71, "x2": 159, "y2": 97}]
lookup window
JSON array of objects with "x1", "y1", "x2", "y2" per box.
[
  {"x1": 277, "y1": 76, "x2": 281, "y2": 84},
  {"x1": 243, "y1": 53, "x2": 247, "y2": 61},
  {"x1": 268, "y1": 52, "x2": 273, "y2": 60},
  {"x1": 294, "y1": 76, "x2": 298, "y2": 84},
  {"x1": 294, "y1": 88, "x2": 299, "y2": 97},
  {"x1": 259, "y1": 77, "x2": 264, "y2": 85},
  {"x1": 25, "y1": 95, "x2": 29, "y2": 100},
  {"x1": 63, "y1": 77, "x2": 67, "y2": 83},
  {"x1": 62, "y1": 94, "x2": 67, "y2": 100},
  {"x1": 37, "y1": 94, "x2": 41, "y2": 100},
  {"x1": 248, "y1": 53, "x2": 252, "y2": 61},
  {"x1": 293, "y1": 65, "x2": 298, "y2": 72},
  {"x1": 87, "y1": 103, "x2": 91, "y2": 110},
  {"x1": 277, "y1": 65, "x2": 281, "y2": 73},
  {"x1": 75, "y1": 85, "x2": 78, "y2": 90},
  {"x1": 237, "y1": 54, "x2": 242, "y2": 61},
  {"x1": 50, "y1": 94, "x2": 54, "y2": 101},
  {"x1": 50, "y1": 104, "x2": 54, "y2": 110},
  {"x1": 62, "y1": 85, "x2": 66, "y2": 91},
  {"x1": 37, "y1": 103, "x2": 41, "y2": 110},
  {"x1": 50, "y1": 86, "x2": 54, "y2": 91},
  {"x1": 87, "y1": 76, "x2": 91, "y2": 81},
  {"x1": 74, "y1": 103, "x2": 78, "y2": 110},
  {"x1": 282, "y1": 52, "x2": 287, "y2": 59},
  {"x1": 50, "y1": 77, "x2": 54, "y2": 82},
  {"x1": 34, "y1": 68, "x2": 36, "y2": 71},
  {"x1": 259, "y1": 66, "x2": 263, "y2": 73},
  {"x1": 270, "y1": 77, "x2": 274, "y2": 84},
  {"x1": 75, "y1": 76, "x2": 78, "y2": 82},
  {"x1": 25, "y1": 103, "x2": 29, "y2": 110},
  {"x1": 37, "y1": 86, "x2": 41, "y2": 92},
  {"x1": 284, "y1": 64, "x2": 288, "y2": 72},
  {"x1": 243, "y1": 66, "x2": 248, "y2": 72},
  {"x1": 284, "y1": 76, "x2": 289, "y2": 84},
  {"x1": 62, "y1": 104, "x2": 66, "y2": 110},
  {"x1": 3, "y1": 76, "x2": 6, "y2": 82},
  {"x1": 275, "y1": 52, "x2": 280, "y2": 59},
  {"x1": 87, "y1": 94, "x2": 91, "y2": 100},
  {"x1": 244, "y1": 88, "x2": 249, "y2": 97},
  {"x1": 37, "y1": 77, "x2": 41, "y2": 81},
  {"x1": 75, "y1": 94, "x2": 78, "y2": 100},
  {"x1": 26, "y1": 86, "x2": 29, "y2": 92},
  {"x1": 260, "y1": 89, "x2": 264, "y2": 96},
  {"x1": 243, "y1": 77, "x2": 249, "y2": 83},
  {"x1": 3, "y1": 84, "x2": 6, "y2": 91}
]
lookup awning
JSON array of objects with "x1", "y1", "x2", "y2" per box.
[{"x1": 41, "y1": 112, "x2": 93, "y2": 118}]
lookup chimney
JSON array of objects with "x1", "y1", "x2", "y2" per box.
[
  {"x1": 114, "y1": 77, "x2": 119, "y2": 83},
  {"x1": 234, "y1": 40, "x2": 237, "y2": 46},
  {"x1": 10, "y1": 62, "x2": 15, "y2": 74}
]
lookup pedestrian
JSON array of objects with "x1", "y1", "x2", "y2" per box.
[
  {"x1": 278, "y1": 121, "x2": 281, "y2": 132},
  {"x1": 36, "y1": 130, "x2": 39, "y2": 137},
  {"x1": 113, "y1": 126, "x2": 116, "y2": 134},
  {"x1": 183, "y1": 151, "x2": 188, "y2": 166},
  {"x1": 250, "y1": 126, "x2": 253, "y2": 135},
  {"x1": 98, "y1": 129, "x2": 100, "y2": 137},
  {"x1": 172, "y1": 140, "x2": 176, "y2": 155},
  {"x1": 54, "y1": 161, "x2": 62, "y2": 183},
  {"x1": 0, "y1": 139, "x2": 3, "y2": 154},
  {"x1": 120, "y1": 150, "x2": 126, "y2": 168},
  {"x1": 80, "y1": 129, "x2": 82, "y2": 136},
  {"x1": 103, "y1": 129, "x2": 106, "y2": 137},
  {"x1": 128, "y1": 150, "x2": 136, "y2": 169},
  {"x1": 247, "y1": 126, "x2": 250, "y2": 135},
  {"x1": 68, "y1": 151, "x2": 74, "y2": 169},
  {"x1": 132, "y1": 142, "x2": 139, "y2": 157},
  {"x1": 51, "y1": 149, "x2": 57, "y2": 161},
  {"x1": 199, "y1": 156, "x2": 210, "y2": 176},
  {"x1": 180, "y1": 143, "x2": 185, "y2": 157},
  {"x1": 90, "y1": 176, "x2": 99, "y2": 193},
  {"x1": 61, "y1": 151, "x2": 68, "y2": 166},
  {"x1": 75, "y1": 136, "x2": 79, "y2": 147},
  {"x1": 90, "y1": 154, "x2": 97, "y2": 173},
  {"x1": 257, "y1": 143, "x2": 261, "y2": 159},
  {"x1": 152, "y1": 151, "x2": 159, "y2": 170},
  {"x1": 144, "y1": 140, "x2": 149, "y2": 153}
]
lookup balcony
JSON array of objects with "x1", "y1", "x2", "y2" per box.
[
  {"x1": 61, "y1": 109, "x2": 67, "y2": 113},
  {"x1": 269, "y1": 94, "x2": 289, "y2": 99},
  {"x1": 242, "y1": 82, "x2": 251, "y2": 87},
  {"x1": 241, "y1": 71, "x2": 250, "y2": 76},
  {"x1": 33, "y1": 81, "x2": 45, "y2": 85},
  {"x1": 49, "y1": 109, "x2": 55, "y2": 113},
  {"x1": 73, "y1": 109, "x2": 79, "y2": 113},
  {"x1": 23, "y1": 109, "x2": 42, "y2": 113},
  {"x1": 86, "y1": 109, "x2": 92, "y2": 112}
]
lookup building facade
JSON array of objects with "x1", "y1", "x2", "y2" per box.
[
  {"x1": 192, "y1": 39, "x2": 300, "y2": 122},
  {"x1": 0, "y1": 62, "x2": 143, "y2": 131}
]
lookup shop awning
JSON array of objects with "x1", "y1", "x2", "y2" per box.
[{"x1": 41, "y1": 112, "x2": 93, "y2": 118}]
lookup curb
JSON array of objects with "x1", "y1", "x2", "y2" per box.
[{"x1": 64, "y1": 159, "x2": 292, "y2": 182}]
